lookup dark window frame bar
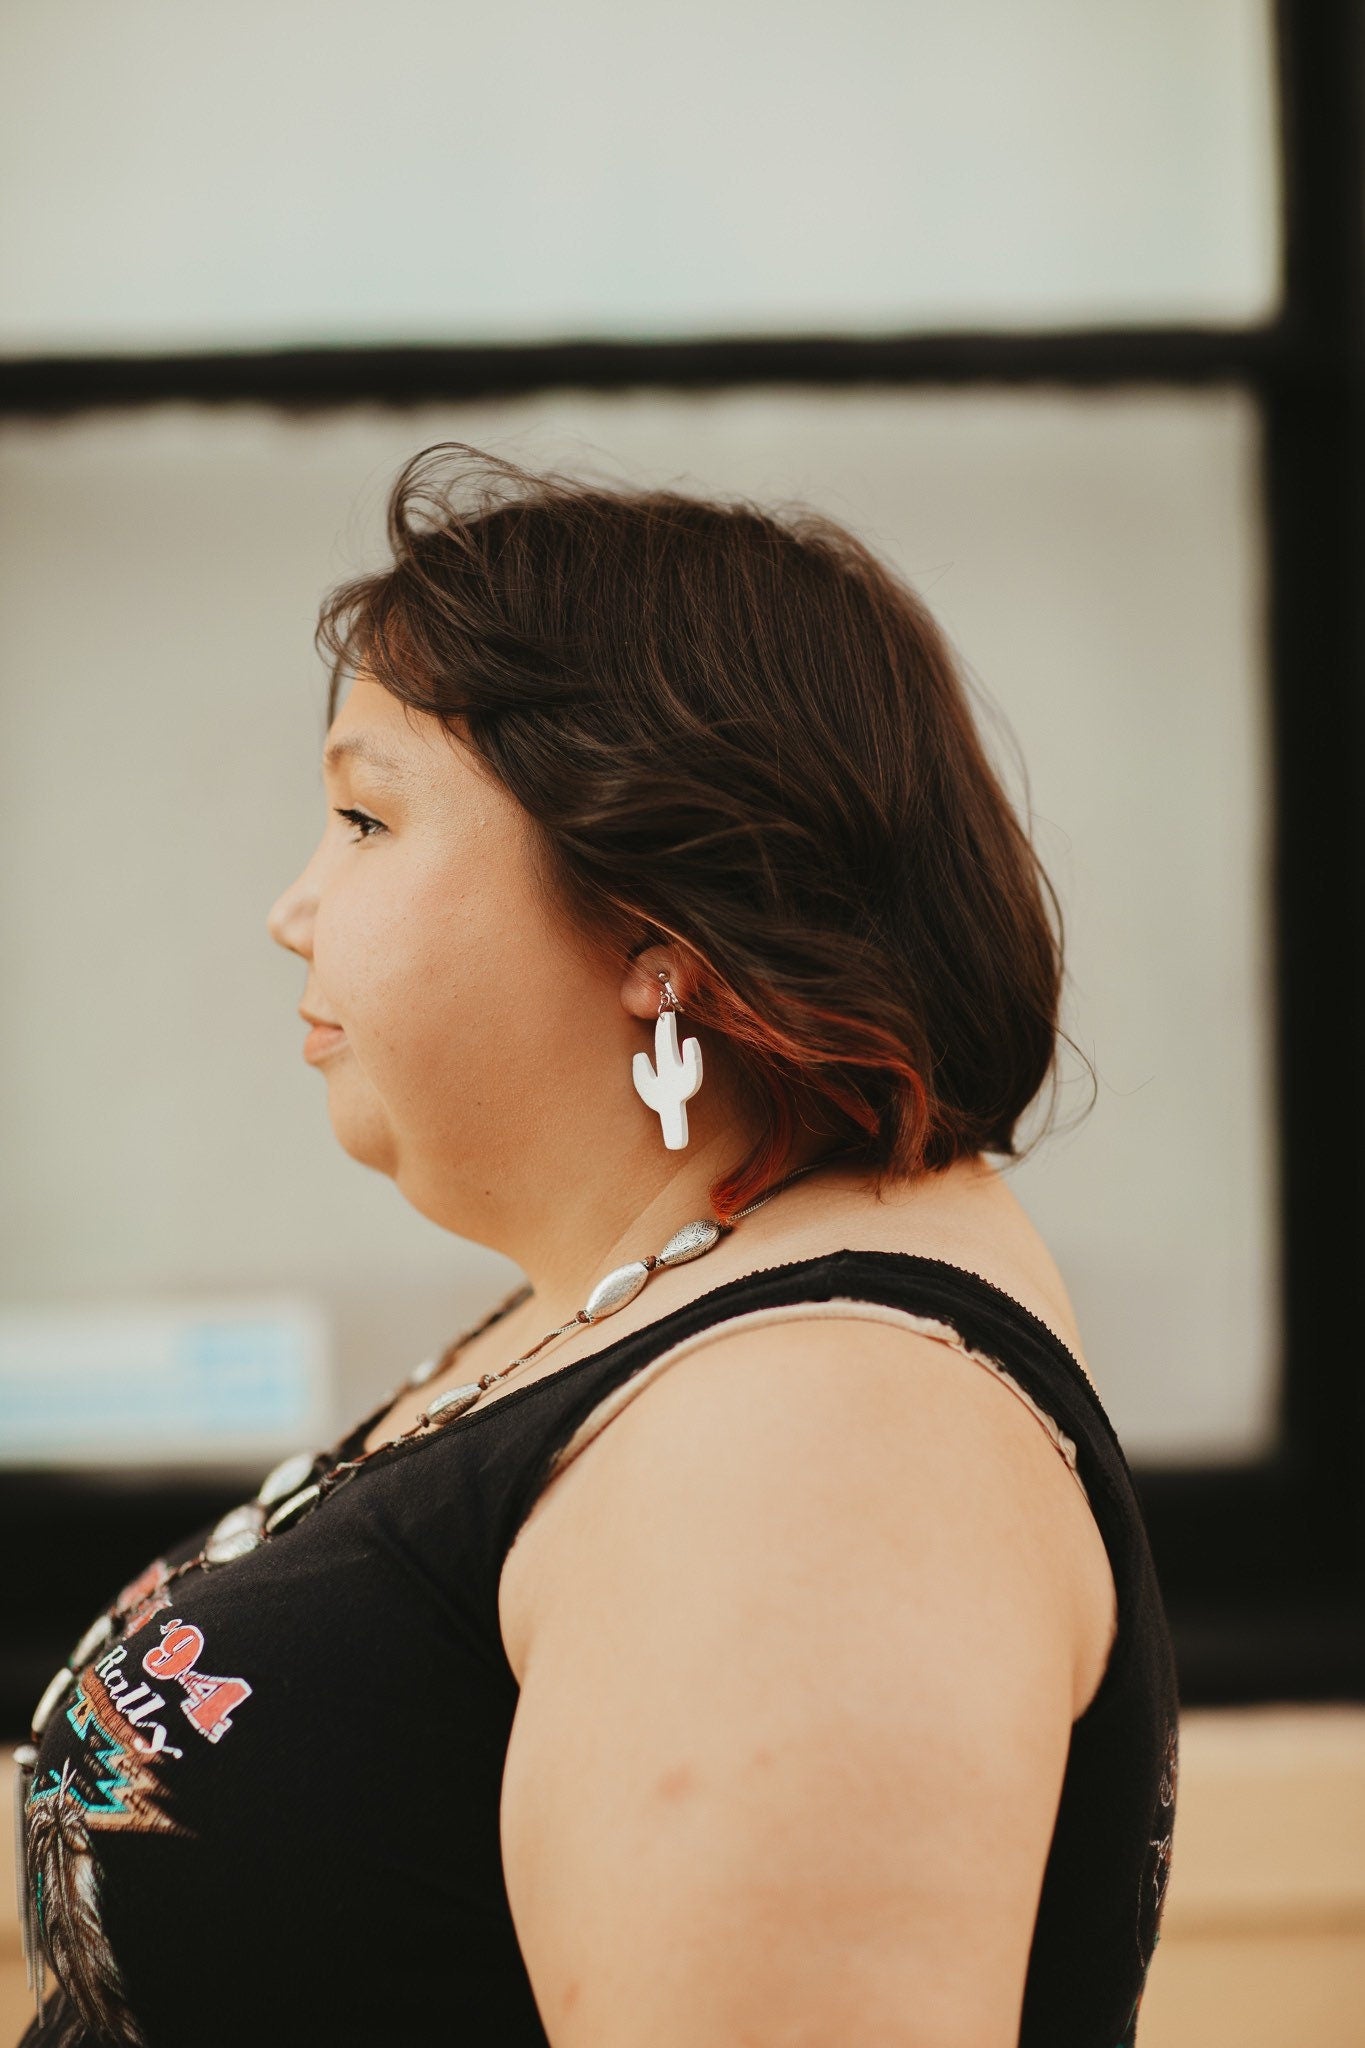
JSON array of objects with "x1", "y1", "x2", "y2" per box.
[{"x1": 2, "y1": 0, "x2": 1360, "y2": 1729}]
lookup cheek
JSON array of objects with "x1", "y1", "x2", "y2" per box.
[
  {"x1": 313, "y1": 831, "x2": 583, "y2": 1089},
  {"x1": 322, "y1": 864, "x2": 511, "y2": 1064},
  {"x1": 308, "y1": 859, "x2": 426, "y2": 1044}
]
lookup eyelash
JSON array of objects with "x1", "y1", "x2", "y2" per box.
[{"x1": 333, "y1": 807, "x2": 385, "y2": 843}]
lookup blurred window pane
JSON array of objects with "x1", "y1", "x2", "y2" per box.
[{"x1": 0, "y1": 0, "x2": 1280, "y2": 352}]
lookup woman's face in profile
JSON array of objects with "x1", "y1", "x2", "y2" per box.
[{"x1": 265, "y1": 671, "x2": 616, "y2": 1228}]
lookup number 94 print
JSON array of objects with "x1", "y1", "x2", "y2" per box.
[{"x1": 93, "y1": 1619, "x2": 253, "y2": 1753}]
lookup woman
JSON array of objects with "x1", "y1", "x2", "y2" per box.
[{"x1": 16, "y1": 442, "x2": 1179, "y2": 2047}]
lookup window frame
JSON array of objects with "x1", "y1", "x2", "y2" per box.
[{"x1": 2, "y1": 0, "x2": 1360, "y2": 1726}]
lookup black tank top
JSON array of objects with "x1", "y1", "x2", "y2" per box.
[{"x1": 16, "y1": 1250, "x2": 1180, "y2": 2048}]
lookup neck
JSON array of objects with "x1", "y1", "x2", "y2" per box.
[{"x1": 502, "y1": 1126, "x2": 862, "y2": 1335}]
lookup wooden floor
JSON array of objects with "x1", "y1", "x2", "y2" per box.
[{"x1": 3, "y1": 1703, "x2": 1363, "y2": 2044}]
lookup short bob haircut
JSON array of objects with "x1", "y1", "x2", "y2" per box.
[{"x1": 315, "y1": 442, "x2": 1087, "y2": 1222}]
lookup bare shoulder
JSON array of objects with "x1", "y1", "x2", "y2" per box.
[{"x1": 498, "y1": 1315, "x2": 1116, "y2": 2048}]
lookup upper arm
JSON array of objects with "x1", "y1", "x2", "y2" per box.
[{"x1": 499, "y1": 1319, "x2": 1089, "y2": 2048}]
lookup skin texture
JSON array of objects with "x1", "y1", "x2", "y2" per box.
[
  {"x1": 267, "y1": 669, "x2": 1119, "y2": 2045},
  {"x1": 499, "y1": 1317, "x2": 1091, "y2": 2048},
  {"x1": 266, "y1": 670, "x2": 855, "y2": 1339}
]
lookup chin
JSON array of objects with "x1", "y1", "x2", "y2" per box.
[{"x1": 326, "y1": 1091, "x2": 400, "y2": 1179}]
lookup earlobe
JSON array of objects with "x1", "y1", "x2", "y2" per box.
[{"x1": 622, "y1": 944, "x2": 685, "y2": 1020}]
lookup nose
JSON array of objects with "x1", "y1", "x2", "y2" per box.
[{"x1": 266, "y1": 869, "x2": 314, "y2": 959}]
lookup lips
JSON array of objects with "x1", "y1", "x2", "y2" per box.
[
  {"x1": 299, "y1": 1009, "x2": 343, "y2": 1028},
  {"x1": 302, "y1": 1021, "x2": 347, "y2": 1065}
]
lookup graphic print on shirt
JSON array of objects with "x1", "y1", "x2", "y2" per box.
[
  {"x1": 112, "y1": 1557, "x2": 176, "y2": 1640},
  {"x1": 25, "y1": 1664, "x2": 184, "y2": 2047},
  {"x1": 1117, "y1": 1715, "x2": 1180, "y2": 2043},
  {"x1": 1145, "y1": 1718, "x2": 1179, "y2": 1934},
  {"x1": 23, "y1": 1589, "x2": 254, "y2": 2048}
]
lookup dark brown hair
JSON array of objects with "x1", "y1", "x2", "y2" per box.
[{"x1": 315, "y1": 442, "x2": 1090, "y2": 1220}]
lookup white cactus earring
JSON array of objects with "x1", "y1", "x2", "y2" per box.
[{"x1": 632, "y1": 970, "x2": 704, "y2": 1150}]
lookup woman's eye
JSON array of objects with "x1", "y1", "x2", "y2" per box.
[{"x1": 333, "y1": 807, "x2": 385, "y2": 842}]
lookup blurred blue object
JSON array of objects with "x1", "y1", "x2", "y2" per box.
[{"x1": 0, "y1": 1297, "x2": 332, "y2": 1467}]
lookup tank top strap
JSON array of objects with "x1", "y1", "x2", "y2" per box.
[
  {"x1": 526, "y1": 1292, "x2": 1095, "y2": 1510},
  {"x1": 467, "y1": 1248, "x2": 1150, "y2": 1703}
]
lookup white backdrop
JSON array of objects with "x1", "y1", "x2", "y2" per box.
[{"x1": 0, "y1": 388, "x2": 1277, "y2": 1463}]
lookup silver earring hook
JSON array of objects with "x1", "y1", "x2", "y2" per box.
[{"x1": 656, "y1": 971, "x2": 680, "y2": 1015}]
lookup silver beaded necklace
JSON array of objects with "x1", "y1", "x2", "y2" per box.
[
  {"x1": 216, "y1": 1135, "x2": 864, "y2": 1560},
  {"x1": 14, "y1": 1137, "x2": 865, "y2": 2008}
]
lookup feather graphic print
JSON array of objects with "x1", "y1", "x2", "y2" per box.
[
  {"x1": 24, "y1": 1762, "x2": 147, "y2": 2046},
  {"x1": 22, "y1": 1663, "x2": 190, "y2": 2045}
]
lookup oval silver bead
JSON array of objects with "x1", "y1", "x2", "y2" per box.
[
  {"x1": 583, "y1": 1260, "x2": 650, "y2": 1321},
  {"x1": 657, "y1": 1219, "x2": 723, "y2": 1266},
  {"x1": 263, "y1": 1483, "x2": 323, "y2": 1535},
  {"x1": 31, "y1": 1665, "x2": 76, "y2": 1738},
  {"x1": 210, "y1": 1503, "x2": 266, "y2": 1544},
  {"x1": 425, "y1": 1383, "x2": 484, "y2": 1422},
  {"x1": 204, "y1": 1524, "x2": 265, "y2": 1566},
  {"x1": 256, "y1": 1449, "x2": 319, "y2": 1508},
  {"x1": 68, "y1": 1612, "x2": 114, "y2": 1669}
]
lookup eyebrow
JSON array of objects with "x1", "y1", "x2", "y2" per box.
[{"x1": 320, "y1": 734, "x2": 420, "y2": 786}]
